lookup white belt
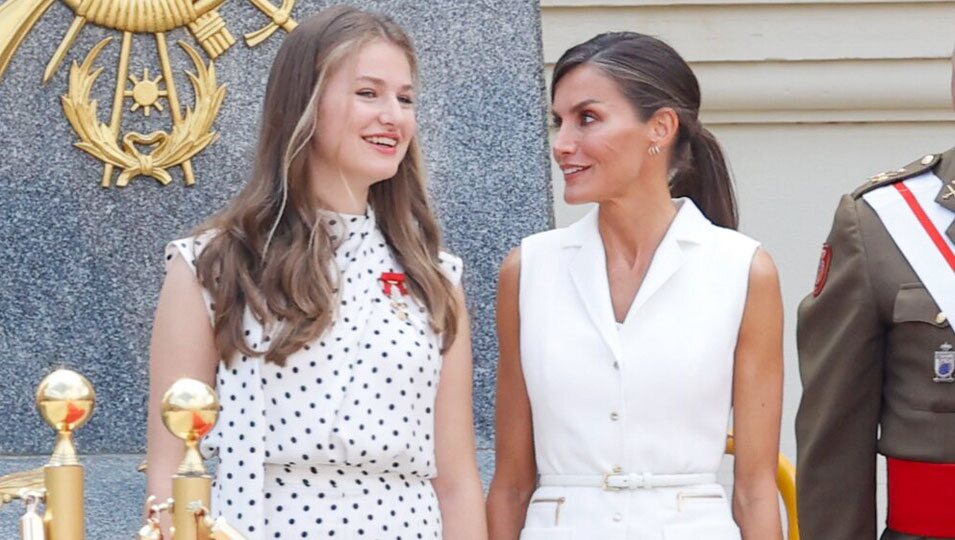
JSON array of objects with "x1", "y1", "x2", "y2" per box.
[{"x1": 539, "y1": 472, "x2": 717, "y2": 491}]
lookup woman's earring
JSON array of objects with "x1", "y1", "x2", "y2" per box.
[{"x1": 648, "y1": 144, "x2": 662, "y2": 156}]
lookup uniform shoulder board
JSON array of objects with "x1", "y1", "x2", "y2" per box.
[{"x1": 852, "y1": 153, "x2": 941, "y2": 199}]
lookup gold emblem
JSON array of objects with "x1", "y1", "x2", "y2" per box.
[{"x1": 0, "y1": 0, "x2": 300, "y2": 188}]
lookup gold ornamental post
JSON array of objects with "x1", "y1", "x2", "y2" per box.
[
  {"x1": 161, "y1": 378, "x2": 219, "y2": 540},
  {"x1": 139, "y1": 378, "x2": 248, "y2": 539},
  {"x1": 35, "y1": 369, "x2": 96, "y2": 540}
]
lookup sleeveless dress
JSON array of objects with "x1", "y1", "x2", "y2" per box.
[
  {"x1": 518, "y1": 199, "x2": 758, "y2": 540},
  {"x1": 165, "y1": 207, "x2": 462, "y2": 540}
]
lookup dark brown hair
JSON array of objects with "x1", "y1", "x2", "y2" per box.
[
  {"x1": 193, "y1": 6, "x2": 458, "y2": 366},
  {"x1": 552, "y1": 32, "x2": 738, "y2": 229}
]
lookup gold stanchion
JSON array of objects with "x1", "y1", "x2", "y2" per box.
[
  {"x1": 161, "y1": 378, "x2": 218, "y2": 540},
  {"x1": 138, "y1": 378, "x2": 247, "y2": 539},
  {"x1": 35, "y1": 369, "x2": 95, "y2": 540}
]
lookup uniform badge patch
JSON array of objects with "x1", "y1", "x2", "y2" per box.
[
  {"x1": 933, "y1": 343, "x2": 954, "y2": 383},
  {"x1": 812, "y1": 244, "x2": 832, "y2": 298}
]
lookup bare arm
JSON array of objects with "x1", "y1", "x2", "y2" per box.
[
  {"x1": 486, "y1": 248, "x2": 537, "y2": 540},
  {"x1": 432, "y1": 284, "x2": 488, "y2": 540},
  {"x1": 731, "y1": 248, "x2": 784, "y2": 540},
  {"x1": 146, "y1": 255, "x2": 219, "y2": 524}
]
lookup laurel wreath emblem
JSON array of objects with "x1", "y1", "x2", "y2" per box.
[{"x1": 61, "y1": 37, "x2": 226, "y2": 187}]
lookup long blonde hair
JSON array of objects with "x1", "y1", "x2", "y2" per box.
[{"x1": 194, "y1": 6, "x2": 458, "y2": 366}]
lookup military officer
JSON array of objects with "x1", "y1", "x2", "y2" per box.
[{"x1": 796, "y1": 48, "x2": 955, "y2": 539}]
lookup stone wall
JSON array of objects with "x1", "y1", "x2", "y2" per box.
[{"x1": 0, "y1": 0, "x2": 551, "y2": 535}]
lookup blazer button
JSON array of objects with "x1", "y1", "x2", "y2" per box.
[{"x1": 610, "y1": 411, "x2": 620, "y2": 421}]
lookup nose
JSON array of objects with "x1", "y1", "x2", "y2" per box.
[
  {"x1": 379, "y1": 95, "x2": 402, "y2": 126},
  {"x1": 552, "y1": 124, "x2": 576, "y2": 161}
]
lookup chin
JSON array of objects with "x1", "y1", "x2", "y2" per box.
[
  {"x1": 365, "y1": 167, "x2": 400, "y2": 185},
  {"x1": 563, "y1": 186, "x2": 597, "y2": 206}
]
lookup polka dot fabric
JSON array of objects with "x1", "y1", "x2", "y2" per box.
[{"x1": 165, "y1": 207, "x2": 462, "y2": 539}]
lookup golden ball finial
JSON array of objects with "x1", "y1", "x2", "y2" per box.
[
  {"x1": 161, "y1": 379, "x2": 219, "y2": 442},
  {"x1": 161, "y1": 379, "x2": 219, "y2": 476},
  {"x1": 35, "y1": 369, "x2": 96, "y2": 466},
  {"x1": 36, "y1": 369, "x2": 96, "y2": 432}
]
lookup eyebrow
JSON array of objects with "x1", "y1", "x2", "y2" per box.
[
  {"x1": 553, "y1": 98, "x2": 601, "y2": 118},
  {"x1": 356, "y1": 75, "x2": 414, "y2": 92}
]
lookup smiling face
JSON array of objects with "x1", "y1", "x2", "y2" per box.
[
  {"x1": 551, "y1": 64, "x2": 659, "y2": 205},
  {"x1": 313, "y1": 39, "x2": 417, "y2": 190}
]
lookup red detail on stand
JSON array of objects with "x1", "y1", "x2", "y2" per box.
[
  {"x1": 65, "y1": 402, "x2": 86, "y2": 425},
  {"x1": 193, "y1": 412, "x2": 213, "y2": 439}
]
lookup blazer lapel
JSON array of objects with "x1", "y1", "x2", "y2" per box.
[
  {"x1": 625, "y1": 198, "x2": 712, "y2": 321},
  {"x1": 563, "y1": 200, "x2": 712, "y2": 362},
  {"x1": 627, "y1": 233, "x2": 684, "y2": 317},
  {"x1": 567, "y1": 209, "x2": 623, "y2": 363}
]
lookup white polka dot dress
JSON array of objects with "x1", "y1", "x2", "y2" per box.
[{"x1": 165, "y1": 207, "x2": 462, "y2": 540}]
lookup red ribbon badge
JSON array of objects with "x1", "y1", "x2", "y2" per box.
[{"x1": 380, "y1": 272, "x2": 408, "y2": 296}]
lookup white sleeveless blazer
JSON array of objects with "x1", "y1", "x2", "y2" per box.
[{"x1": 518, "y1": 199, "x2": 759, "y2": 540}]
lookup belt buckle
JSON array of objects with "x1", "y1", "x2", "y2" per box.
[{"x1": 602, "y1": 472, "x2": 628, "y2": 491}]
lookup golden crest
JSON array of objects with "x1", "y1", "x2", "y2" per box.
[
  {"x1": 62, "y1": 38, "x2": 226, "y2": 187},
  {"x1": 0, "y1": 0, "x2": 299, "y2": 188}
]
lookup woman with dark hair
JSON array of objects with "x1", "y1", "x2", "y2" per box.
[
  {"x1": 146, "y1": 6, "x2": 486, "y2": 539},
  {"x1": 487, "y1": 32, "x2": 783, "y2": 539}
]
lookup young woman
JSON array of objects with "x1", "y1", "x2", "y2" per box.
[
  {"x1": 487, "y1": 32, "x2": 784, "y2": 540},
  {"x1": 146, "y1": 7, "x2": 486, "y2": 539}
]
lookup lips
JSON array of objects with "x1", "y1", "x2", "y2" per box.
[
  {"x1": 560, "y1": 164, "x2": 591, "y2": 178},
  {"x1": 362, "y1": 133, "x2": 400, "y2": 156},
  {"x1": 363, "y1": 135, "x2": 398, "y2": 148}
]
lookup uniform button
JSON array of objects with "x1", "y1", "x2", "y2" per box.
[
  {"x1": 613, "y1": 513, "x2": 623, "y2": 522},
  {"x1": 922, "y1": 154, "x2": 936, "y2": 165},
  {"x1": 612, "y1": 465, "x2": 623, "y2": 473},
  {"x1": 937, "y1": 312, "x2": 947, "y2": 325},
  {"x1": 610, "y1": 411, "x2": 620, "y2": 421},
  {"x1": 613, "y1": 361, "x2": 620, "y2": 370}
]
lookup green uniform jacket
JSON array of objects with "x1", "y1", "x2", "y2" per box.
[{"x1": 796, "y1": 147, "x2": 955, "y2": 540}]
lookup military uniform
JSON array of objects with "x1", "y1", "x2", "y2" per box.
[{"x1": 796, "y1": 147, "x2": 955, "y2": 540}]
